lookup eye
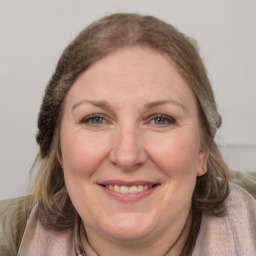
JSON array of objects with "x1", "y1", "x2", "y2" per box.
[
  {"x1": 80, "y1": 114, "x2": 106, "y2": 125},
  {"x1": 150, "y1": 114, "x2": 176, "y2": 126}
]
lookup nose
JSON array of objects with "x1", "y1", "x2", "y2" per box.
[{"x1": 109, "y1": 125, "x2": 147, "y2": 171}]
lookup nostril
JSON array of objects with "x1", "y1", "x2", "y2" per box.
[{"x1": 109, "y1": 148, "x2": 148, "y2": 171}]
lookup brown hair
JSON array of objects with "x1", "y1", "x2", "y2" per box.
[{"x1": 20, "y1": 13, "x2": 230, "y2": 254}]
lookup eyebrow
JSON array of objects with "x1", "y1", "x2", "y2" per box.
[
  {"x1": 72, "y1": 99, "x2": 187, "y2": 112},
  {"x1": 144, "y1": 100, "x2": 188, "y2": 112},
  {"x1": 72, "y1": 99, "x2": 113, "y2": 112}
]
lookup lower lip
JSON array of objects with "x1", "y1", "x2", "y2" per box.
[{"x1": 99, "y1": 185, "x2": 158, "y2": 202}]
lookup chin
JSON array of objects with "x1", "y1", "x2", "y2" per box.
[{"x1": 101, "y1": 213, "x2": 156, "y2": 241}]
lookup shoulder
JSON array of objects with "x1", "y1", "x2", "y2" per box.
[
  {"x1": 18, "y1": 203, "x2": 76, "y2": 256},
  {"x1": 225, "y1": 182, "x2": 256, "y2": 224},
  {"x1": 0, "y1": 196, "x2": 33, "y2": 256},
  {"x1": 230, "y1": 169, "x2": 256, "y2": 199},
  {"x1": 193, "y1": 183, "x2": 256, "y2": 255}
]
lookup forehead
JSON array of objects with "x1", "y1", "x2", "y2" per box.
[
  {"x1": 65, "y1": 46, "x2": 197, "y2": 109},
  {"x1": 82, "y1": 46, "x2": 176, "y2": 85}
]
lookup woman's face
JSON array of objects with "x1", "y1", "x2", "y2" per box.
[{"x1": 60, "y1": 47, "x2": 207, "y2": 245}]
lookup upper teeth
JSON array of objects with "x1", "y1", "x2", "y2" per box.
[{"x1": 106, "y1": 184, "x2": 152, "y2": 194}]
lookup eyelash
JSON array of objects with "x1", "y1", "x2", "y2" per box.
[
  {"x1": 80, "y1": 114, "x2": 107, "y2": 125},
  {"x1": 148, "y1": 114, "x2": 176, "y2": 126},
  {"x1": 80, "y1": 113, "x2": 176, "y2": 128}
]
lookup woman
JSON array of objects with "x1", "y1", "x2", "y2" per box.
[{"x1": 1, "y1": 13, "x2": 256, "y2": 256}]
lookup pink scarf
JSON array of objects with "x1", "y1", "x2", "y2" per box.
[
  {"x1": 193, "y1": 183, "x2": 256, "y2": 255},
  {"x1": 18, "y1": 183, "x2": 256, "y2": 256},
  {"x1": 17, "y1": 207, "x2": 76, "y2": 256}
]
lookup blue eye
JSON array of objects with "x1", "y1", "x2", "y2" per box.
[
  {"x1": 154, "y1": 116, "x2": 166, "y2": 125},
  {"x1": 152, "y1": 115, "x2": 176, "y2": 125},
  {"x1": 90, "y1": 116, "x2": 104, "y2": 124},
  {"x1": 81, "y1": 115, "x2": 106, "y2": 125}
]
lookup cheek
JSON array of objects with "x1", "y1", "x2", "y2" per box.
[
  {"x1": 60, "y1": 129, "x2": 110, "y2": 177},
  {"x1": 60, "y1": 129, "x2": 109, "y2": 215},
  {"x1": 147, "y1": 130, "x2": 201, "y2": 176}
]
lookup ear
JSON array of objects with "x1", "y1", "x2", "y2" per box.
[{"x1": 197, "y1": 147, "x2": 209, "y2": 177}]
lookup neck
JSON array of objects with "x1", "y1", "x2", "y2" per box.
[{"x1": 80, "y1": 211, "x2": 192, "y2": 256}]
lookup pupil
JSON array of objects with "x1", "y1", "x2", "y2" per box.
[
  {"x1": 92, "y1": 117, "x2": 102, "y2": 123},
  {"x1": 155, "y1": 117, "x2": 165, "y2": 124}
]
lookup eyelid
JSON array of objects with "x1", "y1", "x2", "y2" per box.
[
  {"x1": 148, "y1": 114, "x2": 177, "y2": 125},
  {"x1": 79, "y1": 113, "x2": 176, "y2": 125},
  {"x1": 80, "y1": 113, "x2": 108, "y2": 124}
]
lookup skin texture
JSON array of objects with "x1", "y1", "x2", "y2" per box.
[{"x1": 60, "y1": 47, "x2": 208, "y2": 256}]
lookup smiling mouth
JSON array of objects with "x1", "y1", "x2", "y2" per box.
[{"x1": 99, "y1": 183, "x2": 160, "y2": 194}]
